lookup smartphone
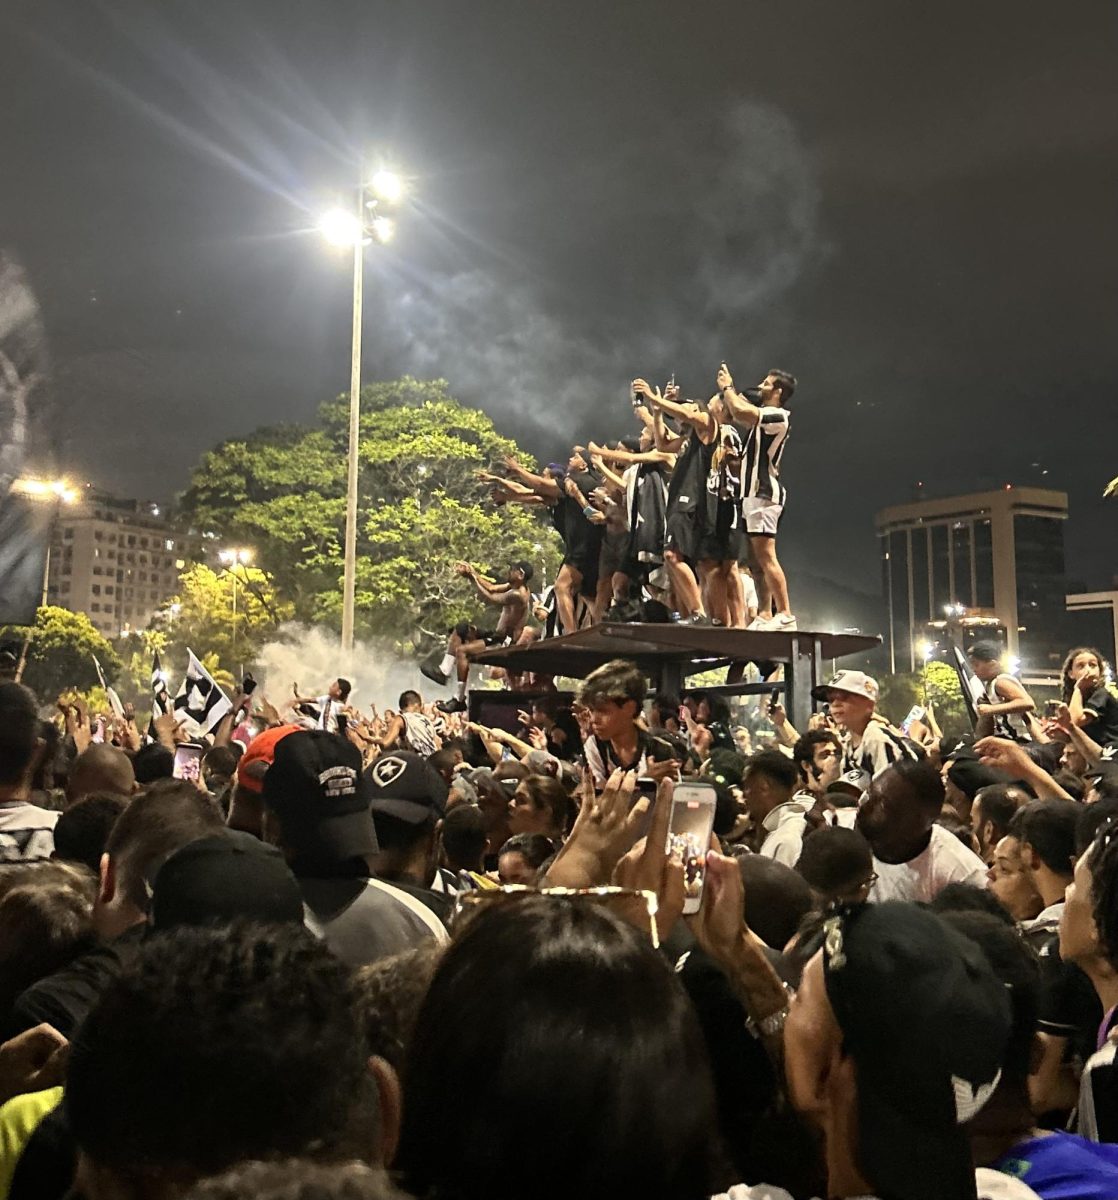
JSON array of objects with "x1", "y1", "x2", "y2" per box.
[
  {"x1": 1044, "y1": 699, "x2": 1060, "y2": 719},
  {"x1": 173, "y1": 742, "x2": 204, "y2": 783},
  {"x1": 901, "y1": 704, "x2": 926, "y2": 734},
  {"x1": 665, "y1": 781, "x2": 718, "y2": 915},
  {"x1": 242, "y1": 673, "x2": 257, "y2": 696},
  {"x1": 769, "y1": 688, "x2": 781, "y2": 709}
]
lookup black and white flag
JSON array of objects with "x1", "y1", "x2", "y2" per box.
[
  {"x1": 92, "y1": 654, "x2": 125, "y2": 719},
  {"x1": 173, "y1": 649, "x2": 232, "y2": 737},
  {"x1": 148, "y1": 651, "x2": 172, "y2": 740}
]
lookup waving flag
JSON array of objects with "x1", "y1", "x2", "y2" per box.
[{"x1": 172, "y1": 649, "x2": 231, "y2": 737}]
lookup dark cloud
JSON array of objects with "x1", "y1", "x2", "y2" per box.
[{"x1": 0, "y1": 0, "x2": 1114, "y2": 598}]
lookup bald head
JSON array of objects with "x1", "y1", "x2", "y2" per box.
[{"x1": 67, "y1": 745, "x2": 136, "y2": 805}]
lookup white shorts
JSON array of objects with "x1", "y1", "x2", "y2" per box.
[{"x1": 743, "y1": 497, "x2": 783, "y2": 537}]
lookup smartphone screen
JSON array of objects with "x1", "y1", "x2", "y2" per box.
[
  {"x1": 173, "y1": 743, "x2": 204, "y2": 783},
  {"x1": 666, "y1": 782, "x2": 717, "y2": 914}
]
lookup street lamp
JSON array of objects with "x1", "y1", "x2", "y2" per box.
[
  {"x1": 12, "y1": 476, "x2": 79, "y2": 682},
  {"x1": 318, "y1": 166, "x2": 405, "y2": 654},
  {"x1": 218, "y1": 547, "x2": 254, "y2": 667}
]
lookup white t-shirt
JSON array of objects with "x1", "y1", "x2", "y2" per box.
[
  {"x1": 869, "y1": 823, "x2": 988, "y2": 903},
  {"x1": 716, "y1": 1167, "x2": 1040, "y2": 1199},
  {"x1": 0, "y1": 802, "x2": 59, "y2": 862},
  {"x1": 316, "y1": 696, "x2": 340, "y2": 734}
]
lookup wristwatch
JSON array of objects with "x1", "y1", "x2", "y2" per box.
[{"x1": 745, "y1": 983, "x2": 794, "y2": 1040}]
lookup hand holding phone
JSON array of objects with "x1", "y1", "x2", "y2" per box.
[{"x1": 665, "y1": 781, "x2": 717, "y2": 914}]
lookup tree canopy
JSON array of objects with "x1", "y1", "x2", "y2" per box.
[
  {"x1": 1, "y1": 605, "x2": 121, "y2": 702},
  {"x1": 179, "y1": 377, "x2": 561, "y2": 653}
]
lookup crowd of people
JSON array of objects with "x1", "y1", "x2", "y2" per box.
[
  {"x1": 2, "y1": 625, "x2": 1118, "y2": 1200},
  {"x1": 420, "y1": 363, "x2": 800, "y2": 712}
]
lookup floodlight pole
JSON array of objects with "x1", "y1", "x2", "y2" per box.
[{"x1": 341, "y1": 181, "x2": 365, "y2": 654}]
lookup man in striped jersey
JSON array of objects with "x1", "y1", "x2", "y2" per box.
[{"x1": 716, "y1": 362, "x2": 797, "y2": 631}]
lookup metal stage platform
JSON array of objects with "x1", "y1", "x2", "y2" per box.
[{"x1": 475, "y1": 623, "x2": 881, "y2": 731}]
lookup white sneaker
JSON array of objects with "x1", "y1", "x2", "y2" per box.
[
  {"x1": 767, "y1": 613, "x2": 798, "y2": 631},
  {"x1": 745, "y1": 616, "x2": 770, "y2": 631}
]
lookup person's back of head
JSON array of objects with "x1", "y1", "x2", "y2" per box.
[
  {"x1": 737, "y1": 854, "x2": 813, "y2": 950},
  {"x1": 52, "y1": 791, "x2": 130, "y2": 873},
  {"x1": 0, "y1": 875, "x2": 97, "y2": 1018},
  {"x1": 1009, "y1": 799, "x2": 1078, "y2": 882},
  {"x1": 67, "y1": 922, "x2": 380, "y2": 1199},
  {"x1": 930, "y1": 882, "x2": 1017, "y2": 926},
  {"x1": 131, "y1": 742, "x2": 175, "y2": 785},
  {"x1": 1077, "y1": 795, "x2": 1118, "y2": 857},
  {"x1": 893, "y1": 756, "x2": 948, "y2": 815},
  {"x1": 183, "y1": 1159, "x2": 406, "y2": 1200},
  {"x1": 0, "y1": 682, "x2": 39, "y2": 789},
  {"x1": 371, "y1": 810, "x2": 436, "y2": 860},
  {"x1": 100, "y1": 780, "x2": 224, "y2": 935},
  {"x1": 336, "y1": 678, "x2": 353, "y2": 702},
  {"x1": 1051, "y1": 768, "x2": 1086, "y2": 802},
  {"x1": 354, "y1": 942, "x2": 446, "y2": 1071},
  {"x1": 796, "y1": 826, "x2": 874, "y2": 905},
  {"x1": 66, "y1": 744, "x2": 136, "y2": 804},
  {"x1": 398, "y1": 689, "x2": 421, "y2": 711},
  {"x1": 397, "y1": 896, "x2": 721, "y2": 1200},
  {"x1": 938, "y1": 910, "x2": 1041, "y2": 1092},
  {"x1": 440, "y1": 804, "x2": 489, "y2": 873}
]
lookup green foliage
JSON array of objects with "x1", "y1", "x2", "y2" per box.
[
  {"x1": 878, "y1": 662, "x2": 970, "y2": 738},
  {"x1": 153, "y1": 564, "x2": 294, "y2": 677},
  {"x1": 1, "y1": 606, "x2": 121, "y2": 702},
  {"x1": 179, "y1": 377, "x2": 562, "y2": 656}
]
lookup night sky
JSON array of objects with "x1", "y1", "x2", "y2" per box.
[{"x1": 1, "y1": 0, "x2": 1115, "y2": 604}]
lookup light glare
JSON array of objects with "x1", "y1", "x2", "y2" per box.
[
  {"x1": 371, "y1": 215, "x2": 395, "y2": 244},
  {"x1": 370, "y1": 170, "x2": 404, "y2": 203},
  {"x1": 318, "y1": 208, "x2": 363, "y2": 247}
]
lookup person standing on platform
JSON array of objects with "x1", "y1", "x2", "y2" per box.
[{"x1": 716, "y1": 362, "x2": 797, "y2": 631}]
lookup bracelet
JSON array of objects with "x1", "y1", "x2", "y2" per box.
[{"x1": 744, "y1": 982, "x2": 795, "y2": 1040}]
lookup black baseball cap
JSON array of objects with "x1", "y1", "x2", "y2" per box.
[
  {"x1": 150, "y1": 832, "x2": 304, "y2": 931},
  {"x1": 262, "y1": 731, "x2": 378, "y2": 861},
  {"x1": 366, "y1": 752, "x2": 449, "y2": 825},
  {"x1": 821, "y1": 902, "x2": 1011, "y2": 1200}
]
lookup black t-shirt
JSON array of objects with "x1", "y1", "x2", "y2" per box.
[
  {"x1": 1082, "y1": 686, "x2": 1118, "y2": 748},
  {"x1": 1027, "y1": 921, "x2": 1103, "y2": 1068},
  {"x1": 5, "y1": 923, "x2": 146, "y2": 1042}
]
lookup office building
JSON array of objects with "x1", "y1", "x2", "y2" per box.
[
  {"x1": 876, "y1": 487, "x2": 1069, "y2": 679},
  {"x1": 46, "y1": 487, "x2": 204, "y2": 639},
  {"x1": 1066, "y1": 590, "x2": 1118, "y2": 668}
]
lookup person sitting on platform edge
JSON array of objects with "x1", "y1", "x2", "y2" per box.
[
  {"x1": 813, "y1": 669, "x2": 918, "y2": 787},
  {"x1": 578, "y1": 659, "x2": 680, "y2": 788},
  {"x1": 425, "y1": 561, "x2": 533, "y2": 714}
]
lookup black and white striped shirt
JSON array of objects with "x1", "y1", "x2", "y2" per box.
[{"x1": 741, "y1": 407, "x2": 790, "y2": 504}]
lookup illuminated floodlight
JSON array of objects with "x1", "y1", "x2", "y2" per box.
[
  {"x1": 370, "y1": 170, "x2": 404, "y2": 204},
  {"x1": 917, "y1": 640, "x2": 933, "y2": 662},
  {"x1": 219, "y1": 547, "x2": 254, "y2": 566},
  {"x1": 371, "y1": 215, "x2": 395, "y2": 245},
  {"x1": 13, "y1": 476, "x2": 78, "y2": 504},
  {"x1": 318, "y1": 208, "x2": 364, "y2": 247}
]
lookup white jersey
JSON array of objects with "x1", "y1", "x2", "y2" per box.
[
  {"x1": 741, "y1": 407, "x2": 790, "y2": 504},
  {"x1": 869, "y1": 823, "x2": 989, "y2": 904}
]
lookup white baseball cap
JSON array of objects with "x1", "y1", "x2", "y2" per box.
[{"x1": 812, "y1": 669, "x2": 879, "y2": 704}]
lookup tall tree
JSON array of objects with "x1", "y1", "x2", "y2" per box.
[
  {"x1": 1, "y1": 606, "x2": 121, "y2": 702},
  {"x1": 180, "y1": 377, "x2": 561, "y2": 652}
]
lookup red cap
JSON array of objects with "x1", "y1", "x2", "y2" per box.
[{"x1": 236, "y1": 725, "x2": 300, "y2": 794}]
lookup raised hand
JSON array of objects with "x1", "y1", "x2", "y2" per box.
[{"x1": 716, "y1": 362, "x2": 733, "y2": 392}]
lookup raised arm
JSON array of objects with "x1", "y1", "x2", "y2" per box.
[
  {"x1": 501, "y1": 455, "x2": 562, "y2": 500},
  {"x1": 587, "y1": 440, "x2": 674, "y2": 468},
  {"x1": 635, "y1": 378, "x2": 714, "y2": 438},
  {"x1": 715, "y1": 362, "x2": 763, "y2": 427}
]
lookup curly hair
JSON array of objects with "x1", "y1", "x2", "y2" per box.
[
  {"x1": 66, "y1": 922, "x2": 378, "y2": 1188},
  {"x1": 183, "y1": 1159, "x2": 405, "y2": 1200},
  {"x1": 1060, "y1": 646, "x2": 1113, "y2": 703}
]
